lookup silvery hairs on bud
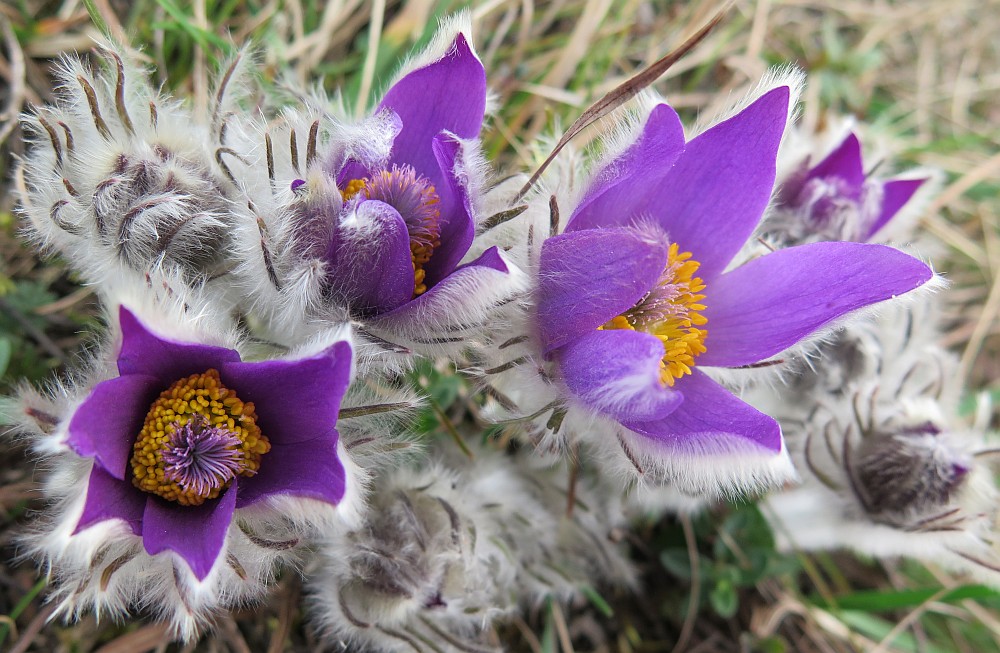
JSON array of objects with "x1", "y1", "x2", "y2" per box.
[
  {"x1": 756, "y1": 295, "x2": 1000, "y2": 584},
  {"x1": 16, "y1": 46, "x2": 253, "y2": 290},
  {"x1": 306, "y1": 443, "x2": 633, "y2": 653}
]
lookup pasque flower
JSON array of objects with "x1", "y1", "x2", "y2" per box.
[
  {"x1": 535, "y1": 85, "x2": 934, "y2": 491},
  {"x1": 66, "y1": 306, "x2": 352, "y2": 580},
  {"x1": 774, "y1": 130, "x2": 927, "y2": 243},
  {"x1": 317, "y1": 30, "x2": 512, "y2": 322},
  {"x1": 229, "y1": 23, "x2": 523, "y2": 351}
]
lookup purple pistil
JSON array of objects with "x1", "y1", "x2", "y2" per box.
[
  {"x1": 162, "y1": 419, "x2": 245, "y2": 497},
  {"x1": 364, "y1": 164, "x2": 441, "y2": 248}
]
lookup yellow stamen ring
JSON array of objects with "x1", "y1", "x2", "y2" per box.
[
  {"x1": 601, "y1": 243, "x2": 708, "y2": 386},
  {"x1": 130, "y1": 369, "x2": 270, "y2": 506}
]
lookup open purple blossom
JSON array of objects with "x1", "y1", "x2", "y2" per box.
[
  {"x1": 66, "y1": 306, "x2": 352, "y2": 580},
  {"x1": 536, "y1": 86, "x2": 934, "y2": 491},
  {"x1": 775, "y1": 131, "x2": 927, "y2": 243},
  {"x1": 313, "y1": 31, "x2": 512, "y2": 323}
]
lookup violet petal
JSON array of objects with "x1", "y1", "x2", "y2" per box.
[
  {"x1": 375, "y1": 246, "x2": 511, "y2": 323},
  {"x1": 117, "y1": 307, "x2": 241, "y2": 381},
  {"x1": 568, "y1": 104, "x2": 686, "y2": 231},
  {"x1": 699, "y1": 241, "x2": 933, "y2": 367},
  {"x1": 557, "y1": 329, "x2": 683, "y2": 422},
  {"x1": 220, "y1": 341, "x2": 351, "y2": 447},
  {"x1": 75, "y1": 465, "x2": 146, "y2": 535},
  {"x1": 625, "y1": 370, "x2": 782, "y2": 453},
  {"x1": 866, "y1": 178, "x2": 926, "y2": 239},
  {"x1": 423, "y1": 133, "x2": 475, "y2": 287},
  {"x1": 378, "y1": 34, "x2": 486, "y2": 186},
  {"x1": 325, "y1": 200, "x2": 415, "y2": 315},
  {"x1": 67, "y1": 373, "x2": 161, "y2": 480},
  {"x1": 141, "y1": 483, "x2": 236, "y2": 581},
  {"x1": 617, "y1": 87, "x2": 790, "y2": 280},
  {"x1": 235, "y1": 435, "x2": 345, "y2": 508},
  {"x1": 537, "y1": 228, "x2": 667, "y2": 354},
  {"x1": 807, "y1": 132, "x2": 865, "y2": 195}
]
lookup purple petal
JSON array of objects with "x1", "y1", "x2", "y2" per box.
[
  {"x1": 537, "y1": 228, "x2": 667, "y2": 354},
  {"x1": 461, "y1": 245, "x2": 509, "y2": 273},
  {"x1": 557, "y1": 329, "x2": 682, "y2": 422},
  {"x1": 625, "y1": 370, "x2": 781, "y2": 453},
  {"x1": 67, "y1": 374, "x2": 161, "y2": 480},
  {"x1": 568, "y1": 104, "x2": 686, "y2": 231},
  {"x1": 423, "y1": 134, "x2": 475, "y2": 287},
  {"x1": 75, "y1": 465, "x2": 146, "y2": 535},
  {"x1": 325, "y1": 201, "x2": 415, "y2": 315},
  {"x1": 117, "y1": 307, "x2": 241, "y2": 381},
  {"x1": 866, "y1": 178, "x2": 926, "y2": 239},
  {"x1": 699, "y1": 241, "x2": 933, "y2": 367},
  {"x1": 236, "y1": 435, "x2": 345, "y2": 508},
  {"x1": 375, "y1": 246, "x2": 511, "y2": 323},
  {"x1": 220, "y1": 341, "x2": 352, "y2": 446},
  {"x1": 807, "y1": 132, "x2": 865, "y2": 195},
  {"x1": 142, "y1": 484, "x2": 236, "y2": 580},
  {"x1": 596, "y1": 87, "x2": 790, "y2": 280},
  {"x1": 379, "y1": 33, "x2": 486, "y2": 184}
]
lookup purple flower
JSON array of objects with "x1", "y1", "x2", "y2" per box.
[
  {"x1": 319, "y1": 32, "x2": 511, "y2": 322},
  {"x1": 536, "y1": 87, "x2": 933, "y2": 483},
  {"x1": 776, "y1": 131, "x2": 927, "y2": 242},
  {"x1": 66, "y1": 307, "x2": 352, "y2": 580}
]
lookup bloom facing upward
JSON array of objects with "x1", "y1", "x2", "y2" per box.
[
  {"x1": 67, "y1": 306, "x2": 353, "y2": 580},
  {"x1": 536, "y1": 85, "x2": 934, "y2": 493},
  {"x1": 774, "y1": 131, "x2": 928, "y2": 243}
]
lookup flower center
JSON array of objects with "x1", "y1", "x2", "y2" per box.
[
  {"x1": 130, "y1": 369, "x2": 270, "y2": 506},
  {"x1": 341, "y1": 165, "x2": 442, "y2": 297},
  {"x1": 601, "y1": 243, "x2": 708, "y2": 386}
]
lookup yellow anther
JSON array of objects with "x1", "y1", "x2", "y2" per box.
[
  {"x1": 341, "y1": 178, "x2": 367, "y2": 200},
  {"x1": 601, "y1": 243, "x2": 708, "y2": 386},
  {"x1": 130, "y1": 369, "x2": 270, "y2": 506}
]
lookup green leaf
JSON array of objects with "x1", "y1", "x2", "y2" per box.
[
  {"x1": 753, "y1": 636, "x2": 787, "y2": 653},
  {"x1": 709, "y1": 579, "x2": 738, "y2": 618},
  {"x1": 719, "y1": 503, "x2": 775, "y2": 552},
  {"x1": 155, "y1": 0, "x2": 234, "y2": 54},
  {"x1": 0, "y1": 337, "x2": 11, "y2": 378},
  {"x1": 428, "y1": 373, "x2": 463, "y2": 410},
  {"x1": 814, "y1": 584, "x2": 1000, "y2": 612},
  {"x1": 0, "y1": 578, "x2": 47, "y2": 647},
  {"x1": 581, "y1": 585, "x2": 614, "y2": 617},
  {"x1": 837, "y1": 611, "x2": 951, "y2": 653},
  {"x1": 81, "y1": 0, "x2": 113, "y2": 38},
  {"x1": 540, "y1": 598, "x2": 557, "y2": 653},
  {"x1": 660, "y1": 549, "x2": 693, "y2": 580}
]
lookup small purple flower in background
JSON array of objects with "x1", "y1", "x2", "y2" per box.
[
  {"x1": 536, "y1": 86, "x2": 934, "y2": 492},
  {"x1": 318, "y1": 32, "x2": 511, "y2": 322},
  {"x1": 67, "y1": 307, "x2": 352, "y2": 580},
  {"x1": 775, "y1": 131, "x2": 928, "y2": 243}
]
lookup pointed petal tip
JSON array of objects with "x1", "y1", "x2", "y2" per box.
[
  {"x1": 142, "y1": 484, "x2": 236, "y2": 581},
  {"x1": 700, "y1": 242, "x2": 935, "y2": 367},
  {"x1": 617, "y1": 373, "x2": 793, "y2": 497}
]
